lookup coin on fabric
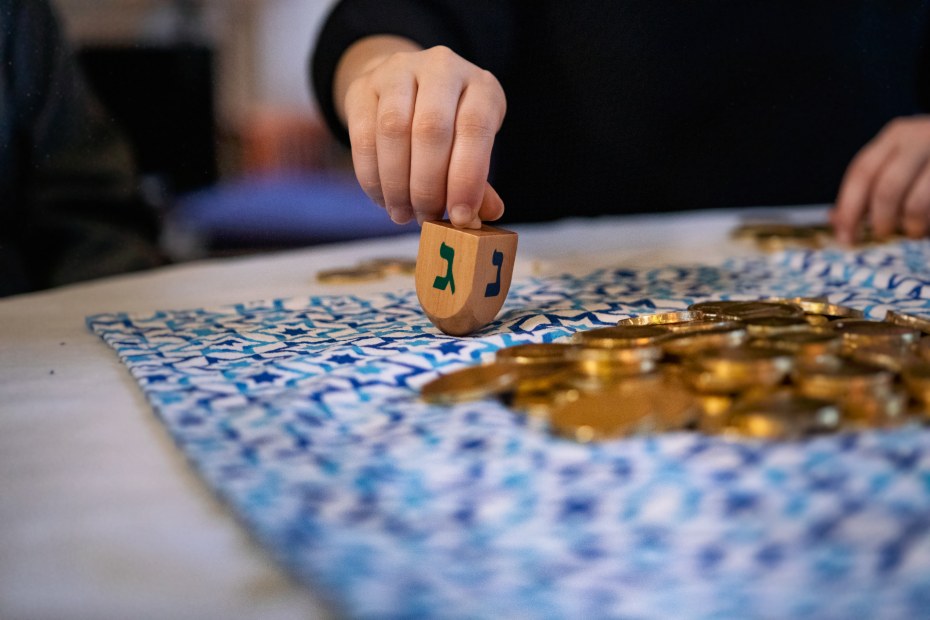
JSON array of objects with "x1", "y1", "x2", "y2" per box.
[
  {"x1": 742, "y1": 316, "x2": 812, "y2": 337},
  {"x1": 496, "y1": 342, "x2": 579, "y2": 365},
  {"x1": 688, "y1": 300, "x2": 804, "y2": 321},
  {"x1": 792, "y1": 357, "x2": 895, "y2": 402},
  {"x1": 719, "y1": 301, "x2": 806, "y2": 321},
  {"x1": 660, "y1": 319, "x2": 744, "y2": 335},
  {"x1": 687, "y1": 300, "x2": 751, "y2": 317},
  {"x1": 794, "y1": 301, "x2": 865, "y2": 320},
  {"x1": 358, "y1": 257, "x2": 418, "y2": 275},
  {"x1": 567, "y1": 344, "x2": 663, "y2": 384},
  {"x1": 830, "y1": 319, "x2": 920, "y2": 353},
  {"x1": 573, "y1": 325, "x2": 669, "y2": 348},
  {"x1": 420, "y1": 363, "x2": 520, "y2": 404},
  {"x1": 726, "y1": 390, "x2": 840, "y2": 440},
  {"x1": 661, "y1": 324, "x2": 748, "y2": 357},
  {"x1": 845, "y1": 346, "x2": 917, "y2": 374},
  {"x1": 762, "y1": 296, "x2": 831, "y2": 305},
  {"x1": 548, "y1": 373, "x2": 695, "y2": 442},
  {"x1": 616, "y1": 311, "x2": 706, "y2": 328},
  {"x1": 884, "y1": 310, "x2": 930, "y2": 335},
  {"x1": 757, "y1": 330, "x2": 842, "y2": 360},
  {"x1": 840, "y1": 385, "x2": 909, "y2": 429},
  {"x1": 682, "y1": 346, "x2": 793, "y2": 395},
  {"x1": 316, "y1": 266, "x2": 384, "y2": 284},
  {"x1": 504, "y1": 365, "x2": 577, "y2": 416}
]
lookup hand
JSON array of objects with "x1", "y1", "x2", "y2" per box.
[
  {"x1": 832, "y1": 115, "x2": 930, "y2": 243},
  {"x1": 334, "y1": 36, "x2": 507, "y2": 229}
]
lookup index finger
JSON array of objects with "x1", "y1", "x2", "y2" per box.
[{"x1": 445, "y1": 72, "x2": 505, "y2": 229}]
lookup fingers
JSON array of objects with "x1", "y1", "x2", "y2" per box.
[
  {"x1": 341, "y1": 45, "x2": 505, "y2": 229},
  {"x1": 871, "y1": 147, "x2": 930, "y2": 238},
  {"x1": 833, "y1": 116, "x2": 930, "y2": 243},
  {"x1": 478, "y1": 183, "x2": 505, "y2": 222},
  {"x1": 446, "y1": 72, "x2": 506, "y2": 228},
  {"x1": 903, "y1": 160, "x2": 930, "y2": 238},
  {"x1": 345, "y1": 84, "x2": 384, "y2": 210},
  {"x1": 832, "y1": 130, "x2": 896, "y2": 244},
  {"x1": 374, "y1": 74, "x2": 416, "y2": 224}
]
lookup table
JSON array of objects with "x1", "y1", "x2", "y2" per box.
[{"x1": 0, "y1": 207, "x2": 831, "y2": 619}]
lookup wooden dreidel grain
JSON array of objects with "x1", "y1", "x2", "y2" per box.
[{"x1": 416, "y1": 220, "x2": 518, "y2": 336}]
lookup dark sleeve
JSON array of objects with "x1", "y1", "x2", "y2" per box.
[
  {"x1": 310, "y1": 0, "x2": 516, "y2": 145},
  {"x1": 0, "y1": 0, "x2": 164, "y2": 295}
]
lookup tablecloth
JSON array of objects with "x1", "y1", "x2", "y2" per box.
[{"x1": 87, "y1": 240, "x2": 930, "y2": 619}]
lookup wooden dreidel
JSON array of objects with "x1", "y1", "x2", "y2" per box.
[{"x1": 416, "y1": 220, "x2": 518, "y2": 336}]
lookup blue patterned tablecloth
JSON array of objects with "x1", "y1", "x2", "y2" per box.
[{"x1": 89, "y1": 243, "x2": 930, "y2": 619}]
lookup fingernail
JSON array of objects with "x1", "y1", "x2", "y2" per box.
[
  {"x1": 450, "y1": 204, "x2": 476, "y2": 227},
  {"x1": 391, "y1": 206, "x2": 413, "y2": 224}
]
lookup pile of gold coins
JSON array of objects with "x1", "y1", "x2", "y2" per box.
[
  {"x1": 317, "y1": 257, "x2": 417, "y2": 284},
  {"x1": 420, "y1": 298, "x2": 930, "y2": 442}
]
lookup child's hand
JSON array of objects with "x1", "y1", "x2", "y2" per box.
[
  {"x1": 832, "y1": 115, "x2": 930, "y2": 242},
  {"x1": 335, "y1": 36, "x2": 507, "y2": 229}
]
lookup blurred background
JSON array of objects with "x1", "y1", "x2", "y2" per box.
[{"x1": 57, "y1": 0, "x2": 415, "y2": 260}]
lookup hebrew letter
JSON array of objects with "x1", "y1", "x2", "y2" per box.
[
  {"x1": 432, "y1": 242, "x2": 456, "y2": 294},
  {"x1": 484, "y1": 250, "x2": 504, "y2": 297}
]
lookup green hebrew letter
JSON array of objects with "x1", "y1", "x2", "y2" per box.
[
  {"x1": 484, "y1": 250, "x2": 504, "y2": 297},
  {"x1": 432, "y1": 242, "x2": 456, "y2": 294}
]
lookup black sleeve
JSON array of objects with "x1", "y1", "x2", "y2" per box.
[{"x1": 310, "y1": 0, "x2": 516, "y2": 145}]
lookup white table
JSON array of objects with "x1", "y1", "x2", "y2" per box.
[{"x1": 0, "y1": 207, "x2": 827, "y2": 619}]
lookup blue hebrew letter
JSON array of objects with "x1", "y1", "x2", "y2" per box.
[{"x1": 484, "y1": 250, "x2": 504, "y2": 297}]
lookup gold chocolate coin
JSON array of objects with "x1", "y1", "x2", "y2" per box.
[
  {"x1": 573, "y1": 325, "x2": 669, "y2": 348},
  {"x1": 358, "y1": 257, "x2": 417, "y2": 275},
  {"x1": 763, "y1": 296, "x2": 831, "y2": 305},
  {"x1": 662, "y1": 324, "x2": 748, "y2": 357},
  {"x1": 683, "y1": 346, "x2": 793, "y2": 394},
  {"x1": 548, "y1": 373, "x2": 694, "y2": 442},
  {"x1": 831, "y1": 318, "x2": 920, "y2": 352},
  {"x1": 617, "y1": 311, "x2": 705, "y2": 327},
  {"x1": 689, "y1": 300, "x2": 804, "y2": 320},
  {"x1": 496, "y1": 343, "x2": 578, "y2": 365},
  {"x1": 845, "y1": 346, "x2": 916, "y2": 374},
  {"x1": 727, "y1": 391, "x2": 840, "y2": 440},
  {"x1": 885, "y1": 310, "x2": 930, "y2": 335},
  {"x1": 760, "y1": 330, "x2": 842, "y2": 360},
  {"x1": 566, "y1": 345, "x2": 663, "y2": 388},
  {"x1": 743, "y1": 316, "x2": 812, "y2": 337},
  {"x1": 687, "y1": 300, "x2": 751, "y2": 317},
  {"x1": 316, "y1": 266, "x2": 384, "y2": 284},
  {"x1": 793, "y1": 357, "x2": 894, "y2": 402},
  {"x1": 420, "y1": 363, "x2": 519, "y2": 404},
  {"x1": 662, "y1": 319, "x2": 744, "y2": 334},
  {"x1": 796, "y1": 301, "x2": 865, "y2": 320}
]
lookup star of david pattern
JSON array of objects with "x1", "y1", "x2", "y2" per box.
[{"x1": 89, "y1": 242, "x2": 930, "y2": 619}]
